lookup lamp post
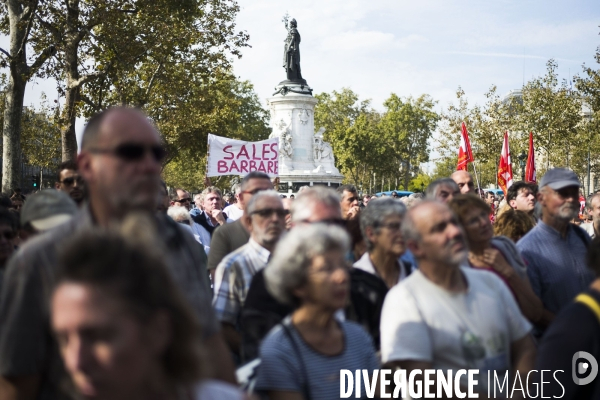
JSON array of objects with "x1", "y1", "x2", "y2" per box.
[{"x1": 518, "y1": 151, "x2": 527, "y2": 181}]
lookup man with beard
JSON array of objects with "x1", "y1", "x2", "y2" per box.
[
  {"x1": 517, "y1": 168, "x2": 594, "y2": 336},
  {"x1": 213, "y1": 190, "x2": 286, "y2": 356},
  {"x1": 0, "y1": 107, "x2": 235, "y2": 400},
  {"x1": 381, "y1": 201, "x2": 535, "y2": 396}
]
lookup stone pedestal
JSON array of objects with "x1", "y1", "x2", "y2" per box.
[{"x1": 268, "y1": 81, "x2": 343, "y2": 193}]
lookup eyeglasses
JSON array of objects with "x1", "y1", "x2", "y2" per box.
[
  {"x1": 300, "y1": 218, "x2": 346, "y2": 227},
  {"x1": 60, "y1": 177, "x2": 83, "y2": 186},
  {"x1": 89, "y1": 143, "x2": 166, "y2": 163},
  {"x1": 176, "y1": 198, "x2": 191, "y2": 203},
  {"x1": 378, "y1": 222, "x2": 402, "y2": 231},
  {"x1": 250, "y1": 208, "x2": 288, "y2": 218}
]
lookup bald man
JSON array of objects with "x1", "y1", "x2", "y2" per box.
[
  {"x1": 451, "y1": 170, "x2": 475, "y2": 194},
  {"x1": 0, "y1": 108, "x2": 235, "y2": 400}
]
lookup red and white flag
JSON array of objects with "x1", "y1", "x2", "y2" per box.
[
  {"x1": 457, "y1": 122, "x2": 474, "y2": 171},
  {"x1": 525, "y1": 132, "x2": 536, "y2": 183},
  {"x1": 498, "y1": 131, "x2": 513, "y2": 196}
]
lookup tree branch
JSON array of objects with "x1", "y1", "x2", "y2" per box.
[
  {"x1": 0, "y1": 47, "x2": 11, "y2": 58},
  {"x1": 67, "y1": 70, "x2": 105, "y2": 89},
  {"x1": 18, "y1": 1, "x2": 39, "y2": 58},
  {"x1": 79, "y1": 93, "x2": 102, "y2": 112},
  {"x1": 25, "y1": 44, "x2": 56, "y2": 79}
]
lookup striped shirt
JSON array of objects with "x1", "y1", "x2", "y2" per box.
[
  {"x1": 213, "y1": 239, "x2": 270, "y2": 325},
  {"x1": 256, "y1": 318, "x2": 379, "y2": 399},
  {"x1": 517, "y1": 220, "x2": 594, "y2": 315}
]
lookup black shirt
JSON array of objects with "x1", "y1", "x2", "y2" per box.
[{"x1": 536, "y1": 288, "x2": 600, "y2": 400}]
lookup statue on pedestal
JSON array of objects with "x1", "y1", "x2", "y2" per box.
[
  {"x1": 280, "y1": 124, "x2": 293, "y2": 159},
  {"x1": 283, "y1": 16, "x2": 303, "y2": 82}
]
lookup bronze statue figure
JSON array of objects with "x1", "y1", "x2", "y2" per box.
[{"x1": 283, "y1": 17, "x2": 303, "y2": 82}]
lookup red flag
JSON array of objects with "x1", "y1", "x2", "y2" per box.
[
  {"x1": 497, "y1": 131, "x2": 513, "y2": 196},
  {"x1": 457, "y1": 122, "x2": 474, "y2": 171},
  {"x1": 525, "y1": 132, "x2": 536, "y2": 183}
]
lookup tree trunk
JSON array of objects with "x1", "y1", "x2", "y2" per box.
[
  {"x1": 2, "y1": 0, "x2": 29, "y2": 194},
  {"x1": 60, "y1": 0, "x2": 81, "y2": 162},
  {"x1": 2, "y1": 75, "x2": 26, "y2": 194}
]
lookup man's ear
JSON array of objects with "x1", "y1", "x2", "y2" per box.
[
  {"x1": 406, "y1": 239, "x2": 424, "y2": 258},
  {"x1": 54, "y1": 182, "x2": 61, "y2": 189},
  {"x1": 509, "y1": 199, "x2": 516, "y2": 209},
  {"x1": 77, "y1": 152, "x2": 93, "y2": 184},
  {"x1": 243, "y1": 214, "x2": 253, "y2": 234}
]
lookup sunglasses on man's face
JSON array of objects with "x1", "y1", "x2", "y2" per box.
[
  {"x1": 176, "y1": 198, "x2": 191, "y2": 203},
  {"x1": 89, "y1": 143, "x2": 166, "y2": 163},
  {"x1": 61, "y1": 177, "x2": 83, "y2": 186}
]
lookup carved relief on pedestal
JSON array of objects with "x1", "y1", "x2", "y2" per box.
[
  {"x1": 299, "y1": 106, "x2": 309, "y2": 125},
  {"x1": 279, "y1": 122, "x2": 294, "y2": 159}
]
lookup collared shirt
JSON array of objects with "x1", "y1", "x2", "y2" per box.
[
  {"x1": 517, "y1": 220, "x2": 594, "y2": 316},
  {"x1": 213, "y1": 239, "x2": 270, "y2": 326},
  {"x1": 0, "y1": 205, "x2": 217, "y2": 400},
  {"x1": 191, "y1": 211, "x2": 232, "y2": 255},
  {"x1": 353, "y1": 252, "x2": 408, "y2": 285}
]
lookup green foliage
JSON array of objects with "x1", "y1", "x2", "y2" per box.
[{"x1": 314, "y1": 88, "x2": 439, "y2": 192}]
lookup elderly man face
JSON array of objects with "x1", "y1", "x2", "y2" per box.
[
  {"x1": 436, "y1": 184, "x2": 460, "y2": 204},
  {"x1": 78, "y1": 109, "x2": 164, "y2": 217},
  {"x1": 246, "y1": 195, "x2": 286, "y2": 250},
  {"x1": 539, "y1": 185, "x2": 579, "y2": 221},
  {"x1": 407, "y1": 202, "x2": 468, "y2": 268},
  {"x1": 451, "y1": 171, "x2": 475, "y2": 194},
  {"x1": 238, "y1": 178, "x2": 273, "y2": 211},
  {"x1": 202, "y1": 191, "x2": 222, "y2": 214}
]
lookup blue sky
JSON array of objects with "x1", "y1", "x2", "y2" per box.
[{"x1": 232, "y1": 0, "x2": 600, "y2": 110}]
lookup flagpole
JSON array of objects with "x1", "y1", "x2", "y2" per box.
[{"x1": 471, "y1": 161, "x2": 482, "y2": 192}]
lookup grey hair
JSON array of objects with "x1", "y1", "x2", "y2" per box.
[
  {"x1": 232, "y1": 184, "x2": 241, "y2": 195},
  {"x1": 167, "y1": 206, "x2": 193, "y2": 225},
  {"x1": 264, "y1": 224, "x2": 350, "y2": 307},
  {"x1": 587, "y1": 192, "x2": 600, "y2": 211},
  {"x1": 360, "y1": 198, "x2": 407, "y2": 251},
  {"x1": 425, "y1": 178, "x2": 459, "y2": 200},
  {"x1": 245, "y1": 190, "x2": 283, "y2": 216},
  {"x1": 200, "y1": 187, "x2": 222, "y2": 204},
  {"x1": 291, "y1": 187, "x2": 341, "y2": 222}
]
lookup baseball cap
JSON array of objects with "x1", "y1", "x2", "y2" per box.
[
  {"x1": 540, "y1": 168, "x2": 580, "y2": 190},
  {"x1": 20, "y1": 189, "x2": 78, "y2": 231}
]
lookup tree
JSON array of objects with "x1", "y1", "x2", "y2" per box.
[
  {"x1": 380, "y1": 94, "x2": 439, "y2": 190},
  {"x1": 34, "y1": 0, "x2": 248, "y2": 161},
  {"x1": 0, "y1": 0, "x2": 55, "y2": 193}
]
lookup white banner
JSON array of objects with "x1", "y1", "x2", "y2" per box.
[{"x1": 207, "y1": 134, "x2": 279, "y2": 177}]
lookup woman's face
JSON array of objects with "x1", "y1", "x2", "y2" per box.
[
  {"x1": 370, "y1": 214, "x2": 405, "y2": 257},
  {"x1": 51, "y1": 283, "x2": 162, "y2": 400},
  {"x1": 298, "y1": 250, "x2": 350, "y2": 311},
  {"x1": 462, "y1": 207, "x2": 493, "y2": 245}
]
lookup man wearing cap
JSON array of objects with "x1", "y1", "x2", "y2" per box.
[
  {"x1": 19, "y1": 190, "x2": 78, "y2": 242},
  {"x1": 517, "y1": 168, "x2": 594, "y2": 335}
]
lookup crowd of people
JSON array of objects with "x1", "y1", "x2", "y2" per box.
[{"x1": 0, "y1": 106, "x2": 598, "y2": 399}]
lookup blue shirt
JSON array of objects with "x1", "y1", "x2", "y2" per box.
[
  {"x1": 517, "y1": 220, "x2": 594, "y2": 315},
  {"x1": 256, "y1": 319, "x2": 379, "y2": 399}
]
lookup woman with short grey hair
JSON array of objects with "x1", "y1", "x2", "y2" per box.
[
  {"x1": 256, "y1": 224, "x2": 379, "y2": 400},
  {"x1": 354, "y1": 197, "x2": 411, "y2": 288}
]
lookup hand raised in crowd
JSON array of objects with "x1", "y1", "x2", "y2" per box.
[
  {"x1": 212, "y1": 208, "x2": 227, "y2": 225},
  {"x1": 347, "y1": 205, "x2": 360, "y2": 220},
  {"x1": 469, "y1": 248, "x2": 514, "y2": 278}
]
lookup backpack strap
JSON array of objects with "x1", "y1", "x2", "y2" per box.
[{"x1": 575, "y1": 293, "x2": 600, "y2": 322}]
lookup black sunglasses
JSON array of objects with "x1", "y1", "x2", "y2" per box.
[
  {"x1": 90, "y1": 143, "x2": 166, "y2": 163},
  {"x1": 251, "y1": 208, "x2": 289, "y2": 218},
  {"x1": 176, "y1": 198, "x2": 191, "y2": 203},
  {"x1": 60, "y1": 177, "x2": 83, "y2": 186}
]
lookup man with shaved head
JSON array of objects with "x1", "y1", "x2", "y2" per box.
[
  {"x1": 0, "y1": 107, "x2": 235, "y2": 400},
  {"x1": 380, "y1": 201, "x2": 535, "y2": 396},
  {"x1": 451, "y1": 170, "x2": 475, "y2": 195}
]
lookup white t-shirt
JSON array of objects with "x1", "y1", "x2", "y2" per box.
[
  {"x1": 223, "y1": 204, "x2": 244, "y2": 221},
  {"x1": 380, "y1": 267, "x2": 531, "y2": 391}
]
